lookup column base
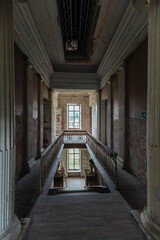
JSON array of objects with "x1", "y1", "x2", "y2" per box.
[
  {"x1": 132, "y1": 207, "x2": 160, "y2": 240},
  {"x1": 0, "y1": 215, "x2": 21, "y2": 240}
]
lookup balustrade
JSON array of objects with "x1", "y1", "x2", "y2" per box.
[
  {"x1": 40, "y1": 132, "x2": 64, "y2": 190},
  {"x1": 40, "y1": 130, "x2": 118, "y2": 192},
  {"x1": 86, "y1": 132, "x2": 118, "y2": 186}
]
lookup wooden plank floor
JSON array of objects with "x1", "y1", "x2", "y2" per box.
[
  {"x1": 24, "y1": 192, "x2": 146, "y2": 240},
  {"x1": 117, "y1": 166, "x2": 147, "y2": 210}
]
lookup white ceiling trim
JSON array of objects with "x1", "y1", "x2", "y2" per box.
[
  {"x1": 51, "y1": 72, "x2": 99, "y2": 90},
  {"x1": 13, "y1": 0, "x2": 54, "y2": 87},
  {"x1": 98, "y1": 2, "x2": 148, "y2": 88}
]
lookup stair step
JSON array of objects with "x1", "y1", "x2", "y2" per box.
[{"x1": 48, "y1": 185, "x2": 109, "y2": 195}]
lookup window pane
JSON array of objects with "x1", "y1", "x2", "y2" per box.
[
  {"x1": 69, "y1": 164, "x2": 74, "y2": 169},
  {"x1": 75, "y1": 160, "x2": 79, "y2": 165},
  {"x1": 75, "y1": 149, "x2": 79, "y2": 153},
  {"x1": 69, "y1": 116, "x2": 74, "y2": 122},
  {"x1": 75, "y1": 154, "x2": 79, "y2": 160},
  {"x1": 69, "y1": 154, "x2": 73, "y2": 160},
  {"x1": 69, "y1": 106, "x2": 73, "y2": 111},
  {"x1": 75, "y1": 118, "x2": 79, "y2": 122},
  {"x1": 74, "y1": 123, "x2": 79, "y2": 128},
  {"x1": 75, "y1": 112, "x2": 79, "y2": 117},
  {"x1": 69, "y1": 149, "x2": 74, "y2": 153},
  {"x1": 75, "y1": 164, "x2": 79, "y2": 169},
  {"x1": 69, "y1": 122, "x2": 74, "y2": 128},
  {"x1": 75, "y1": 106, "x2": 79, "y2": 111}
]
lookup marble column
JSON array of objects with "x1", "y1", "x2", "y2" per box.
[
  {"x1": 118, "y1": 64, "x2": 126, "y2": 168},
  {"x1": 140, "y1": 1, "x2": 160, "y2": 239},
  {"x1": 0, "y1": 0, "x2": 21, "y2": 239},
  {"x1": 26, "y1": 61, "x2": 34, "y2": 168}
]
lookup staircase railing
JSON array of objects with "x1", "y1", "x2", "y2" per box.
[
  {"x1": 40, "y1": 130, "x2": 118, "y2": 193},
  {"x1": 63, "y1": 130, "x2": 87, "y2": 144},
  {"x1": 86, "y1": 132, "x2": 118, "y2": 187},
  {"x1": 40, "y1": 132, "x2": 64, "y2": 191}
]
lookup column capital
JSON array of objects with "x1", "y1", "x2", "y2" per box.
[
  {"x1": 40, "y1": 76, "x2": 45, "y2": 83},
  {"x1": 26, "y1": 59, "x2": 33, "y2": 69},
  {"x1": 118, "y1": 62, "x2": 126, "y2": 71}
]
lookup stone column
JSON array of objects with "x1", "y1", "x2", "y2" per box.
[
  {"x1": 0, "y1": 0, "x2": 21, "y2": 239},
  {"x1": 106, "y1": 80, "x2": 112, "y2": 148},
  {"x1": 118, "y1": 64, "x2": 126, "y2": 168},
  {"x1": 140, "y1": 1, "x2": 160, "y2": 239},
  {"x1": 26, "y1": 61, "x2": 34, "y2": 168},
  {"x1": 39, "y1": 78, "x2": 44, "y2": 154}
]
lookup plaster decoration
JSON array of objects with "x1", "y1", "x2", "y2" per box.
[
  {"x1": 98, "y1": 1, "x2": 148, "y2": 88},
  {"x1": 64, "y1": 135, "x2": 86, "y2": 144},
  {"x1": 13, "y1": 0, "x2": 53, "y2": 87},
  {"x1": 51, "y1": 72, "x2": 99, "y2": 90}
]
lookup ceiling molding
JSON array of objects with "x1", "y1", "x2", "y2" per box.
[
  {"x1": 98, "y1": 1, "x2": 148, "y2": 88},
  {"x1": 50, "y1": 72, "x2": 99, "y2": 90},
  {"x1": 13, "y1": 0, "x2": 54, "y2": 87}
]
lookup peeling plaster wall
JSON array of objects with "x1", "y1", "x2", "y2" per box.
[
  {"x1": 89, "y1": 92, "x2": 99, "y2": 138},
  {"x1": 126, "y1": 38, "x2": 147, "y2": 182},
  {"x1": 58, "y1": 94, "x2": 91, "y2": 132}
]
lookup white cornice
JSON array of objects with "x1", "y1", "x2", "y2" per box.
[
  {"x1": 13, "y1": 0, "x2": 54, "y2": 87},
  {"x1": 98, "y1": 2, "x2": 148, "y2": 88},
  {"x1": 51, "y1": 72, "x2": 99, "y2": 90}
]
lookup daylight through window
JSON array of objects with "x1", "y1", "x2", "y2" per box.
[
  {"x1": 68, "y1": 104, "x2": 81, "y2": 129},
  {"x1": 68, "y1": 149, "x2": 80, "y2": 171}
]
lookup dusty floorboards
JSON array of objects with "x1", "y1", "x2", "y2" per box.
[{"x1": 24, "y1": 192, "x2": 146, "y2": 240}]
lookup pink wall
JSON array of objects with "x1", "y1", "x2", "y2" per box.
[{"x1": 126, "y1": 38, "x2": 148, "y2": 182}]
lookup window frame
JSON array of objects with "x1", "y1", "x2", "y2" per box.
[
  {"x1": 67, "y1": 103, "x2": 81, "y2": 130},
  {"x1": 67, "y1": 148, "x2": 81, "y2": 172}
]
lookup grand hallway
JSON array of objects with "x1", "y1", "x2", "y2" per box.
[{"x1": 1, "y1": 0, "x2": 160, "y2": 239}]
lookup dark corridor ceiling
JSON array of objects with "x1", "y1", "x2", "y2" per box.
[
  {"x1": 27, "y1": 0, "x2": 131, "y2": 72},
  {"x1": 57, "y1": 0, "x2": 100, "y2": 61}
]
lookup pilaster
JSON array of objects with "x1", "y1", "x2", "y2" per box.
[
  {"x1": 118, "y1": 64, "x2": 126, "y2": 168},
  {"x1": 26, "y1": 61, "x2": 34, "y2": 168},
  {"x1": 39, "y1": 78, "x2": 44, "y2": 154},
  {"x1": 0, "y1": 0, "x2": 21, "y2": 239},
  {"x1": 106, "y1": 81, "x2": 112, "y2": 148}
]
